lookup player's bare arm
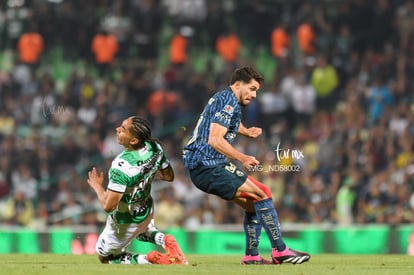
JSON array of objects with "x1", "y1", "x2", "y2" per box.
[
  {"x1": 238, "y1": 122, "x2": 262, "y2": 138},
  {"x1": 208, "y1": 122, "x2": 259, "y2": 169},
  {"x1": 87, "y1": 167, "x2": 123, "y2": 212},
  {"x1": 156, "y1": 165, "x2": 175, "y2": 182}
]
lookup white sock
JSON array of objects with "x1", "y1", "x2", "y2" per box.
[
  {"x1": 137, "y1": 254, "x2": 151, "y2": 264},
  {"x1": 154, "y1": 232, "x2": 165, "y2": 248}
]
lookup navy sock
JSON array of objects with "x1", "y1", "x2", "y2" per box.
[
  {"x1": 243, "y1": 211, "x2": 262, "y2": 256},
  {"x1": 254, "y1": 198, "x2": 286, "y2": 251}
]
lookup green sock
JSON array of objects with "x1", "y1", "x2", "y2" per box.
[
  {"x1": 138, "y1": 231, "x2": 165, "y2": 248},
  {"x1": 138, "y1": 231, "x2": 158, "y2": 243}
]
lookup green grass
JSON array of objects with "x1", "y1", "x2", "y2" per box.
[{"x1": 2, "y1": 254, "x2": 414, "y2": 275}]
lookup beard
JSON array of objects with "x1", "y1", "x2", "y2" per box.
[{"x1": 238, "y1": 95, "x2": 249, "y2": 107}]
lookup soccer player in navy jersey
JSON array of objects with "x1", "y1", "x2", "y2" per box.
[{"x1": 183, "y1": 66, "x2": 310, "y2": 264}]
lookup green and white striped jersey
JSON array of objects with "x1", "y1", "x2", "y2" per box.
[{"x1": 107, "y1": 141, "x2": 169, "y2": 224}]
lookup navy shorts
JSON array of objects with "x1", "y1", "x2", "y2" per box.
[{"x1": 189, "y1": 162, "x2": 248, "y2": 200}]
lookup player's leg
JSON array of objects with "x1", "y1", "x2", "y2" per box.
[
  {"x1": 95, "y1": 213, "x2": 154, "y2": 264},
  {"x1": 232, "y1": 197, "x2": 271, "y2": 264},
  {"x1": 137, "y1": 219, "x2": 166, "y2": 247},
  {"x1": 190, "y1": 163, "x2": 270, "y2": 264},
  {"x1": 137, "y1": 218, "x2": 188, "y2": 264},
  {"x1": 237, "y1": 176, "x2": 311, "y2": 264}
]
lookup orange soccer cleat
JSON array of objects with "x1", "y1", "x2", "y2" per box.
[
  {"x1": 164, "y1": 235, "x2": 189, "y2": 265},
  {"x1": 147, "y1": 251, "x2": 182, "y2": 265}
]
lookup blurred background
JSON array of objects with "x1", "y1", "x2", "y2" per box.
[{"x1": 0, "y1": 0, "x2": 414, "y2": 255}]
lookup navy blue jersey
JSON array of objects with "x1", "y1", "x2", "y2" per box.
[{"x1": 183, "y1": 87, "x2": 242, "y2": 169}]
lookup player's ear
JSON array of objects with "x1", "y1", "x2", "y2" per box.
[
  {"x1": 130, "y1": 137, "x2": 139, "y2": 146},
  {"x1": 233, "y1": 80, "x2": 242, "y2": 91}
]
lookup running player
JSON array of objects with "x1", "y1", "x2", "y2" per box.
[{"x1": 183, "y1": 66, "x2": 310, "y2": 265}]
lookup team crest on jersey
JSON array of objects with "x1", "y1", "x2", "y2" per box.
[
  {"x1": 223, "y1": 105, "x2": 234, "y2": 114},
  {"x1": 236, "y1": 170, "x2": 244, "y2": 177}
]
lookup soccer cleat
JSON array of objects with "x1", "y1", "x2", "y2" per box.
[
  {"x1": 164, "y1": 235, "x2": 189, "y2": 265},
  {"x1": 147, "y1": 251, "x2": 182, "y2": 265},
  {"x1": 271, "y1": 247, "x2": 311, "y2": 264},
  {"x1": 109, "y1": 252, "x2": 133, "y2": 264},
  {"x1": 241, "y1": 255, "x2": 272, "y2": 265}
]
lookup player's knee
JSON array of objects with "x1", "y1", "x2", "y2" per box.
[
  {"x1": 261, "y1": 184, "x2": 272, "y2": 198},
  {"x1": 98, "y1": 255, "x2": 109, "y2": 264},
  {"x1": 248, "y1": 176, "x2": 272, "y2": 198},
  {"x1": 256, "y1": 184, "x2": 272, "y2": 199}
]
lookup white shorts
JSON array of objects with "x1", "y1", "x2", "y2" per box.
[{"x1": 96, "y1": 211, "x2": 154, "y2": 257}]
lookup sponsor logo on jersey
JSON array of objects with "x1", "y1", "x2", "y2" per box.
[
  {"x1": 214, "y1": 112, "x2": 231, "y2": 124},
  {"x1": 223, "y1": 104, "x2": 234, "y2": 114},
  {"x1": 236, "y1": 170, "x2": 245, "y2": 177}
]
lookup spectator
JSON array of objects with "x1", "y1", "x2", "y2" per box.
[
  {"x1": 358, "y1": 179, "x2": 389, "y2": 223},
  {"x1": 17, "y1": 25, "x2": 44, "y2": 72},
  {"x1": 336, "y1": 168, "x2": 360, "y2": 225},
  {"x1": 296, "y1": 20, "x2": 316, "y2": 56},
  {"x1": 11, "y1": 164, "x2": 38, "y2": 204},
  {"x1": 396, "y1": 0, "x2": 414, "y2": 50},
  {"x1": 366, "y1": 75, "x2": 394, "y2": 124},
  {"x1": 271, "y1": 21, "x2": 290, "y2": 81},
  {"x1": 60, "y1": 193, "x2": 83, "y2": 225},
  {"x1": 316, "y1": 123, "x2": 342, "y2": 180},
  {"x1": 91, "y1": 30, "x2": 119, "y2": 77},
  {"x1": 29, "y1": 200, "x2": 50, "y2": 229},
  {"x1": 308, "y1": 175, "x2": 334, "y2": 223},
  {"x1": 216, "y1": 27, "x2": 241, "y2": 66},
  {"x1": 310, "y1": 55, "x2": 339, "y2": 111},
  {"x1": 3, "y1": 190, "x2": 35, "y2": 226},
  {"x1": 0, "y1": 109, "x2": 16, "y2": 136},
  {"x1": 169, "y1": 27, "x2": 189, "y2": 66},
  {"x1": 334, "y1": 24, "x2": 353, "y2": 68},
  {"x1": 258, "y1": 82, "x2": 288, "y2": 138},
  {"x1": 77, "y1": 98, "x2": 97, "y2": 127},
  {"x1": 3, "y1": 2, "x2": 31, "y2": 49},
  {"x1": 100, "y1": 0, "x2": 132, "y2": 60},
  {"x1": 0, "y1": 158, "x2": 10, "y2": 199},
  {"x1": 146, "y1": 87, "x2": 178, "y2": 127},
  {"x1": 290, "y1": 71, "x2": 316, "y2": 127},
  {"x1": 154, "y1": 187, "x2": 185, "y2": 231},
  {"x1": 132, "y1": 0, "x2": 162, "y2": 61}
]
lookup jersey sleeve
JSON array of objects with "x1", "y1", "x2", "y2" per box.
[
  {"x1": 108, "y1": 158, "x2": 128, "y2": 193},
  {"x1": 155, "y1": 142, "x2": 170, "y2": 170},
  {"x1": 210, "y1": 94, "x2": 236, "y2": 129}
]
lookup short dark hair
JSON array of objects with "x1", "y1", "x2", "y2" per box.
[{"x1": 230, "y1": 66, "x2": 264, "y2": 85}]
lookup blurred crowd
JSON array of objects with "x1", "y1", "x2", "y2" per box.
[{"x1": 1, "y1": 0, "x2": 414, "y2": 231}]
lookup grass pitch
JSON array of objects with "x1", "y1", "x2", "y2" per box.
[{"x1": 2, "y1": 254, "x2": 414, "y2": 275}]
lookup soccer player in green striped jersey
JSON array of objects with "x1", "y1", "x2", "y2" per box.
[{"x1": 87, "y1": 116, "x2": 187, "y2": 265}]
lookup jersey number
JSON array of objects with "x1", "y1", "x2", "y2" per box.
[{"x1": 186, "y1": 115, "x2": 203, "y2": 145}]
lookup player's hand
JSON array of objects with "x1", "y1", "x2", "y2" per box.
[
  {"x1": 241, "y1": 155, "x2": 259, "y2": 169},
  {"x1": 87, "y1": 167, "x2": 104, "y2": 189},
  {"x1": 245, "y1": 127, "x2": 262, "y2": 138}
]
